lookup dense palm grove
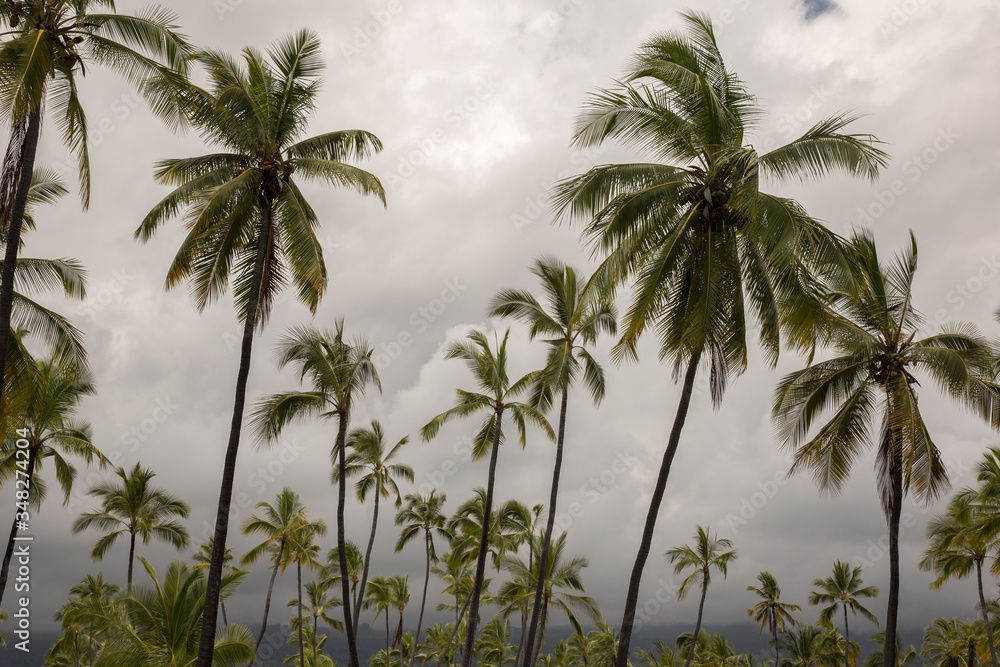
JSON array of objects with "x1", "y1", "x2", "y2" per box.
[{"x1": 0, "y1": 3, "x2": 995, "y2": 667}]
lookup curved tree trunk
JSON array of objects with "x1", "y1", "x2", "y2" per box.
[
  {"x1": 439, "y1": 588, "x2": 472, "y2": 667},
  {"x1": 298, "y1": 561, "x2": 305, "y2": 667},
  {"x1": 977, "y1": 559, "x2": 998, "y2": 667},
  {"x1": 683, "y1": 575, "x2": 709, "y2": 667},
  {"x1": 251, "y1": 540, "x2": 285, "y2": 656},
  {"x1": 354, "y1": 484, "x2": 381, "y2": 637},
  {"x1": 616, "y1": 350, "x2": 702, "y2": 667},
  {"x1": 0, "y1": 445, "x2": 36, "y2": 605},
  {"x1": 336, "y1": 411, "x2": 362, "y2": 667},
  {"x1": 410, "y1": 530, "x2": 432, "y2": 667},
  {"x1": 523, "y1": 387, "x2": 569, "y2": 667},
  {"x1": 880, "y1": 449, "x2": 903, "y2": 667},
  {"x1": 459, "y1": 408, "x2": 505, "y2": 667},
  {"x1": 196, "y1": 198, "x2": 273, "y2": 667},
  {"x1": 843, "y1": 604, "x2": 850, "y2": 667},
  {"x1": 127, "y1": 531, "x2": 137, "y2": 588}
]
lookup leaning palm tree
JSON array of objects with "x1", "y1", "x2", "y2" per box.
[
  {"x1": 334, "y1": 419, "x2": 413, "y2": 637},
  {"x1": 71, "y1": 462, "x2": 191, "y2": 587},
  {"x1": 747, "y1": 571, "x2": 801, "y2": 666},
  {"x1": 0, "y1": 3, "x2": 190, "y2": 460},
  {"x1": 136, "y1": 31, "x2": 385, "y2": 666},
  {"x1": 253, "y1": 320, "x2": 381, "y2": 667},
  {"x1": 489, "y1": 255, "x2": 615, "y2": 666},
  {"x1": 420, "y1": 328, "x2": 554, "y2": 667},
  {"x1": 665, "y1": 526, "x2": 737, "y2": 667},
  {"x1": 809, "y1": 561, "x2": 879, "y2": 667},
  {"x1": 774, "y1": 231, "x2": 1000, "y2": 667},
  {"x1": 551, "y1": 13, "x2": 888, "y2": 664},
  {"x1": 395, "y1": 489, "x2": 451, "y2": 666},
  {"x1": 920, "y1": 489, "x2": 998, "y2": 667},
  {"x1": 0, "y1": 358, "x2": 106, "y2": 603}
]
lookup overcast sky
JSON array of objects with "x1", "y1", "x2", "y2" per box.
[{"x1": 10, "y1": 0, "x2": 1000, "y2": 651}]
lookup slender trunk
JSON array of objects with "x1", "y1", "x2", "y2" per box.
[
  {"x1": 970, "y1": 637, "x2": 978, "y2": 667},
  {"x1": 616, "y1": 351, "x2": 702, "y2": 667},
  {"x1": 773, "y1": 622, "x2": 779, "y2": 666},
  {"x1": 127, "y1": 531, "x2": 136, "y2": 588},
  {"x1": 459, "y1": 408, "x2": 505, "y2": 667},
  {"x1": 336, "y1": 411, "x2": 362, "y2": 667},
  {"x1": 843, "y1": 604, "x2": 850, "y2": 667},
  {"x1": 89, "y1": 624, "x2": 94, "y2": 664},
  {"x1": 74, "y1": 630, "x2": 79, "y2": 667},
  {"x1": 523, "y1": 387, "x2": 569, "y2": 667},
  {"x1": 386, "y1": 607, "x2": 391, "y2": 659},
  {"x1": 683, "y1": 575, "x2": 709, "y2": 667},
  {"x1": 409, "y1": 530, "x2": 432, "y2": 667},
  {"x1": 439, "y1": 593, "x2": 472, "y2": 667},
  {"x1": 881, "y1": 448, "x2": 903, "y2": 667},
  {"x1": 514, "y1": 610, "x2": 527, "y2": 667},
  {"x1": 298, "y1": 561, "x2": 305, "y2": 667},
  {"x1": 0, "y1": 446, "x2": 36, "y2": 603},
  {"x1": 531, "y1": 594, "x2": 550, "y2": 665},
  {"x1": 977, "y1": 559, "x2": 998, "y2": 667},
  {"x1": 314, "y1": 614, "x2": 319, "y2": 667},
  {"x1": 221, "y1": 601, "x2": 229, "y2": 627},
  {"x1": 0, "y1": 108, "x2": 42, "y2": 441},
  {"x1": 355, "y1": 485, "x2": 381, "y2": 636},
  {"x1": 195, "y1": 197, "x2": 273, "y2": 667},
  {"x1": 251, "y1": 540, "x2": 285, "y2": 662}
]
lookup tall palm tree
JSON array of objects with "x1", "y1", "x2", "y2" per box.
[
  {"x1": 286, "y1": 511, "x2": 327, "y2": 667},
  {"x1": 920, "y1": 489, "x2": 998, "y2": 667},
  {"x1": 334, "y1": 419, "x2": 413, "y2": 637},
  {"x1": 498, "y1": 532, "x2": 601, "y2": 663},
  {"x1": 0, "y1": 2, "x2": 190, "y2": 454},
  {"x1": 240, "y1": 488, "x2": 308, "y2": 657},
  {"x1": 391, "y1": 575, "x2": 411, "y2": 654},
  {"x1": 288, "y1": 578, "x2": 344, "y2": 667},
  {"x1": 420, "y1": 328, "x2": 554, "y2": 667},
  {"x1": 489, "y1": 255, "x2": 615, "y2": 667},
  {"x1": 747, "y1": 571, "x2": 801, "y2": 665},
  {"x1": 395, "y1": 489, "x2": 450, "y2": 666},
  {"x1": 551, "y1": 14, "x2": 888, "y2": 664},
  {"x1": 665, "y1": 526, "x2": 737, "y2": 667},
  {"x1": 253, "y1": 320, "x2": 381, "y2": 667},
  {"x1": 866, "y1": 630, "x2": 917, "y2": 667},
  {"x1": 71, "y1": 462, "x2": 191, "y2": 587},
  {"x1": 809, "y1": 561, "x2": 879, "y2": 667},
  {"x1": 774, "y1": 231, "x2": 1000, "y2": 667},
  {"x1": 0, "y1": 358, "x2": 105, "y2": 602},
  {"x1": 366, "y1": 575, "x2": 395, "y2": 660},
  {"x1": 136, "y1": 31, "x2": 386, "y2": 666}
]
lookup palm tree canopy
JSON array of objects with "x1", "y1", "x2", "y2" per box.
[
  {"x1": 665, "y1": 525, "x2": 737, "y2": 599},
  {"x1": 747, "y1": 571, "x2": 801, "y2": 636},
  {"x1": 333, "y1": 419, "x2": 414, "y2": 505},
  {"x1": 808, "y1": 560, "x2": 879, "y2": 627},
  {"x1": 394, "y1": 489, "x2": 451, "y2": 561},
  {"x1": 239, "y1": 487, "x2": 308, "y2": 573}
]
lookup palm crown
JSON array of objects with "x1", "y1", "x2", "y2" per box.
[{"x1": 809, "y1": 561, "x2": 879, "y2": 627}]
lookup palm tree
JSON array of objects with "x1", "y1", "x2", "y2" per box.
[
  {"x1": 921, "y1": 618, "x2": 983, "y2": 667},
  {"x1": 0, "y1": 359, "x2": 106, "y2": 603},
  {"x1": 395, "y1": 489, "x2": 451, "y2": 666},
  {"x1": 420, "y1": 328, "x2": 554, "y2": 667},
  {"x1": 866, "y1": 630, "x2": 917, "y2": 667},
  {"x1": 747, "y1": 571, "x2": 801, "y2": 665},
  {"x1": 477, "y1": 617, "x2": 516, "y2": 666},
  {"x1": 136, "y1": 31, "x2": 386, "y2": 666},
  {"x1": 809, "y1": 561, "x2": 879, "y2": 667},
  {"x1": 68, "y1": 571, "x2": 119, "y2": 663},
  {"x1": 193, "y1": 538, "x2": 242, "y2": 627},
  {"x1": 774, "y1": 231, "x2": 999, "y2": 667},
  {"x1": 636, "y1": 640, "x2": 682, "y2": 667},
  {"x1": 391, "y1": 575, "x2": 411, "y2": 655},
  {"x1": 71, "y1": 462, "x2": 191, "y2": 587},
  {"x1": 334, "y1": 419, "x2": 413, "y2": 637},
  {"x1": 665, "y1": 526, "x2": 737, "y2": 667},
  {"x1": 324, "y1": 540, "x2": 364, "y2": 617},
  {"x1": 0, "y1": 3, "x2": 190, "y2": 458},
  {"x1": 286, "y1": 511, "x2": 327, "y2": 667},
  {"x1": 489, "y1": 255, "x2": 615, "y2": 667},
  {"x1": 776, "y1": 621, "x2": 847, "y2": 667},
  {"x1": 366, "y1": 575, "x2": 395, "y2": 660},
  {"x1": 288, "y1": 578, "x2": 344, "y2": 667},
  {"x1": 240, "y1": 488, "x2": 308, "y2": 657},
  {"x1": 253, "y1": 320, "x2": 381, "y2": 667},
  {"x1": 284, "y1": 622, "x2": 336, "y2": 667},
  {"x1": 551, "y1": 14, "x2": 888, "y2": 663},
  {"x1": 75, "y1": 557, "x2": 254, "y2": 666},
  {"x1": 920, "y1": 489, "x2": 998, "y2": 667},
  {"x1": 498, "y1": 532, "x2": 601, "y2": 662}
]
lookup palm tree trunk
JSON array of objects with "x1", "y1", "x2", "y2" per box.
[
  {"x1": 314, "y1": 614, "x2": 319, "y2": 667},
  {"x1": 843, "y1": 604, "x2": 850, "y2": 667},
  {"x1": 531, "y1": 594, "x2": 550, "y2": 665},
  {"x1": 439, "y1": 590, "x2": 472, "y2": 667},
  {"x1": 298, "y1": 561, "x2": 306, "y2": 667},
  {"x1": 683, "y1": 575, "x2": 709, "y2": 667},
  {"x1": 459, "y1": 408, "x2": 505, "y2": 667},
  {"x1": 881, "y1": 449, "x2": 903, "y2": 667},
  {"x1": 0, "y1": 445, "x2": 36, "y2": 605},
  {"x1": 0, "y1": 108, "x2": 42, "y2": 442},
  {"x1": 252, "y1": 540, "x2": 285, "y2": 658},
  {"x1": 127, "y1": 531, "x2": 136, "y2": 588},
  {"x1": 970, "y1": 637, "x2": 978, "y2": 667},
  {"x1": 773, "y1": 623, "x2": 779, "y2": 666},
  {"x1": 336, "y1": 410, "x2": 362, "y2": 667},
  {"x1": 410, "y1": 530, "x2": 432, "y2": 667},
  {"x1": 523, "y1": 387, "x2": 569, "y2": 667},
  {"x1": 515, "y1": 610, "x2": 527, "y2": 666},
  {"x1": 616, "y1": 350, "x2": 702, "y2": 667},
  {"x1": 977, "y1": 559, "x2": 998, "y2": 667},
  {"x1": 355, "y1": 485, "x2": 381, "y2": 637},
  {"x1": 195, "y1": 197, "x2": 273, "y2": 667},
  {"x1": 221, "y1": 601, "x2": 229, "y2": 627},
  {"x1": 386, "y1": 608, "x2": 391, "y2": 659}
]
